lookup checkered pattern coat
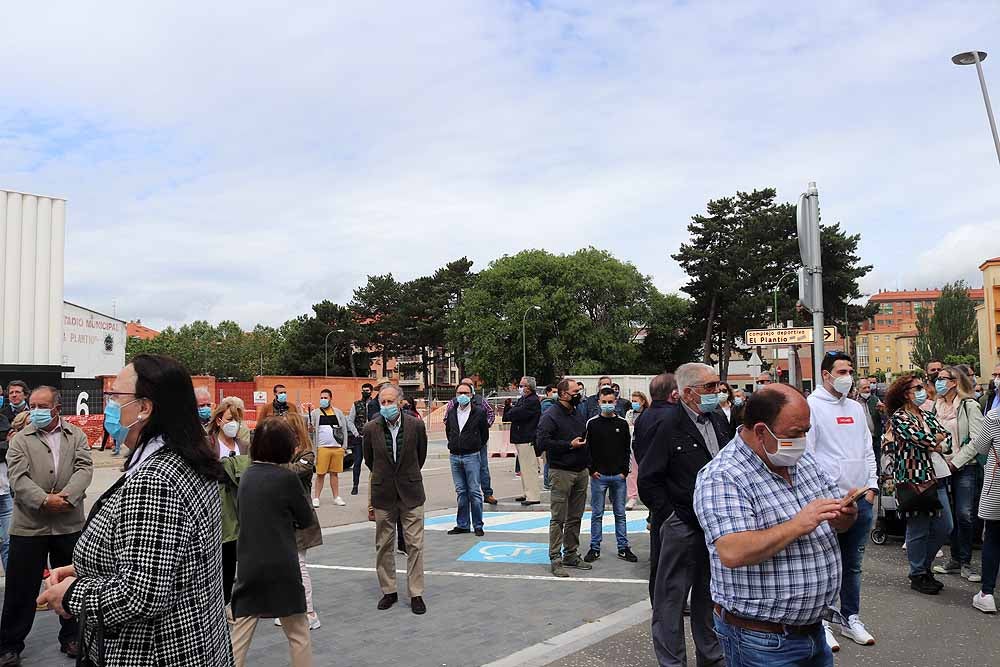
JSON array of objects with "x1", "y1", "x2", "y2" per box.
[{"x1": 65, "y1": 450, "x2": 234, "y2": 666}]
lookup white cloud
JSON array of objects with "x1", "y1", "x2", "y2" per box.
[{"x1": 1, "y1": 1, "x2": 999, "y2": 329}]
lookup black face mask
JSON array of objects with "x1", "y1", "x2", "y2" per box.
[
  {"x1": 569, "y1": 393, "x2": 582, "y2": 407},
  {"x1": 362, "y1": 391, "x2": 371, "y2": 399}
]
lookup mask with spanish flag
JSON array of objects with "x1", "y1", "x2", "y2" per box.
[{"x1": 761, "y1": 424, "x2": 807, "y2": 467}]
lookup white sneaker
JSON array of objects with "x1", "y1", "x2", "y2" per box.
[
  {"x1": 625, "y1": 499, "x2": 637, "y2": 510},
  {"x1": 973, "y1": 592, "x2": 997, "y2": 614},
  {"x1": 840, "y1": 615, "x2": 875, "y2": 646},
  {"x1": 333, "y1": 496, "x2": 346, "y2": 506},
  {"x1": 308, "y1": 614, "x2": 322, "y2": 630},
  {"x1": 962, "y1": 565, "x2": 982, "y2": 583},
  {"x1": 902, "y1": 542, "x2": 907, "y2": 550},
  {"x1": 273, "y1": 618, "x2": 282, "y2": 627},
  {"x1": 311, "y1": 497, "x2": 320, "y2": 508},
  {"x1": 823, "y1": 622, "x2": 840, "y2": 653},
  {"x1": 936, "y1": 549, "x2": 944, "y2": 558}
]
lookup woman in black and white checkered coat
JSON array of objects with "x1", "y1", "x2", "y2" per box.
[{"x1": 38, "y1": 355, "x2": 234, "y2": 666}]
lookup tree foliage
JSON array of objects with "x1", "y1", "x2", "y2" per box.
[
  {"x1": 911, "y1": 281, "x2": 979, "y2": 369},
  {"x1": 672, "y1": 188, "x2": 872, "y2": 379}
]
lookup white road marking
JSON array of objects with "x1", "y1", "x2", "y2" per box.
[{"x1": 306, "y1": 563, "x2": 646, "y2": 585}]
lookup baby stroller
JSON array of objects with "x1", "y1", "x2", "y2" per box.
[{"x1": 871, "y1": 446, "x2": 906, "y2": 544}]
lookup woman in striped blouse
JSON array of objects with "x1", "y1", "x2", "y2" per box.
[{"x1": 950, "y1": 404, "x2": 1000, "y2": 613}]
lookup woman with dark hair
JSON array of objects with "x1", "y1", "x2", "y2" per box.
[
  {"x1": 230, "y1": 417, "x2": 315, "y2": 667},
  {"x1": 885, "y1": 374, "x2": 954, "y2": 596},
  {"x1": 38, "y1": 354, "x2": 232, "y2": 666}
]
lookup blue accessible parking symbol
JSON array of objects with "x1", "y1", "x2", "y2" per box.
[{"x1": 458, "y1": 541, "x2": 551, "y2": 565}]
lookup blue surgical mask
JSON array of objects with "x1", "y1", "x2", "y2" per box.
[
  {"x1": 631, "y1": 401, "x2": 642, "y2": 412},
  {"x1": 319, "y1": 398, "x2": 330, "y2": 409},
  {"x1": 380, "y1": 405, "x2": 400, "y2": 421},
  {"x1": 198, "y1": 406, "x2": 212, "y2": 421},
  {"x1": 599, "y1": 403, "x2": 616, "y2": 415},
  {"x1": 29, "y1": 408, "x2": 53, "y2": 428},
  {"x1": 277, "y1": 392, "x2": 287, "y2": 404},
  {"x1": 733, "y1": 398, "x2": 744, "y2": 407},
  {"x1": 104, "y1": 398, "x2": 139, "y2": 446},
  {"x1": 0, "y1": 397, "x2": 4, "y2": 409},
  {"x1": 699, "y1": 392, "x2": 720, "y2": 412},
  {"x1": 12, "y1": 399, "x2": 25, "y2": 409},
  {"x1": 914, "y1": 389, "x2": 928, "y2": 405},
  {"x1": 934, "y1": 379, "x2": 948, "y2": 395},
  {"x1": 457, "y1": 394, "x2": 471, "y2": 407}
]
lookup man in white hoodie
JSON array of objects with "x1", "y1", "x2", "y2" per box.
[{"x1": 806, "y1": 352, "x2": 878, "y2": 652}]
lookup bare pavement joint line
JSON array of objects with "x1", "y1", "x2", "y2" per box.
[{"x1": 306, "y1": 563, "x2": 647, "y2": 585}]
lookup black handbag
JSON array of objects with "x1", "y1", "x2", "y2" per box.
[
  {"x1": 76, "y1": 599, "x2": 105, "y2": 667},
  {"x1": 342, "y1": 447, "x2": 355, "y2": 470},
  {"x1": 895, "y1": 478, "x2": 942, "y2": 514}
]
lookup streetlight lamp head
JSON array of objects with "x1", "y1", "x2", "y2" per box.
[
  {"x1": 532, "y1": 305, "x2": 541, "y2": 311},
  {"x1": 953, "y1": 51, "x2": 987, "y2": 66},
  {"x1": 336, "y1": 328, "x2": 345, "y2": 333}
]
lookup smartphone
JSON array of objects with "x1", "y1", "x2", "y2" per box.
[{"x1": 842, "y1": 488, "x2": 868, "y2": 506}]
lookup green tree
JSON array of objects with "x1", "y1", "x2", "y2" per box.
[
  {"x1": 673, "y1": 188, "x2": 872, "y2": 379},
  {"x1": 448, "y1": 248, "x2": 678, "y2": 387},
  {"x1": 911, "y1": 281, "x2": 980, "y2": 368},
  {"x1": 350, "y1": 274, "x2": 404, "y2": 376},
  {"x1": 639, "y1": 291, "x2": 700, "y2": 373}
]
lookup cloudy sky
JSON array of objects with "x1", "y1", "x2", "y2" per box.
[{"x1": 3, "y1": 1, "x2": 999, "y2": 330}]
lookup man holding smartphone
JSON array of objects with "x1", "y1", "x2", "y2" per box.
[
  {"x1": 536, "y1": 378, "x2": 590, "y2": 578},
  {"x1": 806, "y1": 352, "x2": 878, "y2": 651}
]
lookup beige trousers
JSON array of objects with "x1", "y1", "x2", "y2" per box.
[
  {"x1": 231, "y1": 613, "x2": 312, "y2": 667},
  {"x1": 375, "y1": 504, "x2": 425, "y2": 596},
  {"x1": 515, "y1": 443, "x2": 541, "y2": 502}
]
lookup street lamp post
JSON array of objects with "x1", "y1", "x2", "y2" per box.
[
  {"x1": 324, "y1": 328, "x2": 346, "y2": 377},
  {"x1": 953, "y1": 51, "x2": 1000, "y2": 167},
  {"x1": 522, "y1": 305, "x2": 541, "y2": 378}
]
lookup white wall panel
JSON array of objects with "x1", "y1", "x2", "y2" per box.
[{"x1": 0, "y1": 189, "x2": 67, "y2": 367}]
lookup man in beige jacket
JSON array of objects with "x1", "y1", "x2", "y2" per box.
[{"x1": 0, "y1": 386, "x2": 92, "y2": 665}]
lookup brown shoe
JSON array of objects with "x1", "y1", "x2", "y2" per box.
[
  {"x1": 484, "y1": 496, "x2": 499, "y2": 505},
  {"x1": 60, "y1": 640, "x2": 79, "y2": 658}
]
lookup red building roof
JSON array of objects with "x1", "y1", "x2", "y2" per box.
[
  {"x1": 127, "y1": 321, "x2": 160, "y2": 340},
  {"x1": 869, "y1": 288, "x2": 983, "y2": 302}
]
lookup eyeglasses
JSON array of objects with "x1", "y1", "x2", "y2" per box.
[
  {"x1": 938, "y1": 375, "x2": 953, "y2": 382},
  {"x1": 692, "y1": 382, "x2": 721, "y2": 391}
]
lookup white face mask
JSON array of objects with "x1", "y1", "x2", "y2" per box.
[
  {"x1": 994, "y1": 378, "x2": 1000, "y2": 389},
  {"x1": 222, "y1": 421, "x2": 240, "y2": 438},
  {"x1": 717, "y1": 392, "x2": 729, "y2": 403},
  {"x1": 859, "y1": 392, "x2": 871, "y2": 399},
  {"x1": 761, "y1": 424, "x2": 808, "y2": 467},
  {"x1": 831, "y1": 374, "x2": 853, "y2": 396}
]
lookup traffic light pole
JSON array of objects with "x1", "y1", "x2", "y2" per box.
[{"x1": 797, "y1": 182, "x2": 825, "y2": 387}]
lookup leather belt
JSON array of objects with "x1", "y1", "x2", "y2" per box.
[{"x1": 713, "y1": 605, "x2": 821, "y2": 635}]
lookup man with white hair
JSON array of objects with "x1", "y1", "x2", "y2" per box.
[
  {"x1": 194, "y1": 387, "x2": 213, "y2": 429},
  {"x1": 639, "y1": 363, "x2": 728, "y2": 667},
  {"x1": 362, "y1": 384, "x2": 429, "y2": 615}
]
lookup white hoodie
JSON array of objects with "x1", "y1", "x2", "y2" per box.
[{"x1": 806, "y1": 385, "x2": 878, "y2": 497}]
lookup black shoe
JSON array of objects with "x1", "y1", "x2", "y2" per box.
[
  {"x1": 618, "y1": 548, "x2": 638, "y2": 563},
  {"x1": 514, "y1": 496, "x2": 527, "y2": 502},
  {"x1": 411, "y1": 596, "x2": 426, "y2": 615},
  {"x1": 927, "y1": 573, "x2": 945, "y2": 591},
  {"x1": 583, "y1": 549, "x2": 601, "y2": 563},
  {"x1": 350, "y1": 487, "x2": 359, "y2": 496},
  {"x1": 562, "y1": 556, "x2": 593, "y2": 570},
  {"x1": 446, "y1": 527, "x2": 471, "y2": 535},
  {"x1": 60, "y1": 640, "x2": 79, "y2": 658},
  {"x1": 521, "y1": 500, "x2": 540, "y2": 506},
  {"x1": 474, "y1": 528, "x2": 485, "y2": 537},
  {"x1": 909, "y1": 574, "x2": 939, "y2": 595},
  {"x1": 0, "y1": 651, "x2": 20, "y2": 666},
  {"x1": 377, "y1": 593, "x2": 398, "y2": 610}
]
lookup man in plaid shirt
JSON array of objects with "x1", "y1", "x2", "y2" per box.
[{"x1": 694, "y1": 384, "x2": 860, "y2": 667}]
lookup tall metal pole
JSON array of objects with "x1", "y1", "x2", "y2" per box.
[
  {"x1": 806, "y1": 182, "x2": 825, "y2": 384},
  {"x1": 971, "y1": 51, "x2": 1000, "y2": 166},
  {"x1": 324, "y1": 330, "x2": 334, "y2": 377}
]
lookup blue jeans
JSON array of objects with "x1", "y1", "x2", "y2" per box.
[
  {"x1": 451, "y1": 453, "x2": 484, "y2": 531},
  {"x1": 949, "y1": 466, "x2": 977, "y2": 565},
  {"x1": 0, "y1": 493, "x2": 11, "y2": 571},
  {"x1": 905, "y1": 484, "x2": 954, "y2": 577},
  {"x1": 714, "y1": 613, "x2": 832, "y2": 667},
  {"x1": 837, "y1": 497, "x2": 872, "y2": 619},
  {"x1": 478, "y1": 447, "x2": 493, "y2": 497},
  {"x1": 589, "y1": 474, "x2": 628, "y2": 551},
  {"x1": 543, "y1": 458, "x2": 551, "y2": 489},
  {"x1": 982, "y1": 520, "x2": 999, "y2": 596}
]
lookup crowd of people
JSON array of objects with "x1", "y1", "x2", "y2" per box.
[{"x1": 0, "y1": 349, "x2": 997, "y2": 666}]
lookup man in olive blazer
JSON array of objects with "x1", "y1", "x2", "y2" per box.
[{"x1": 362, "y1": 384, "x2": 428, "y2": 615}]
